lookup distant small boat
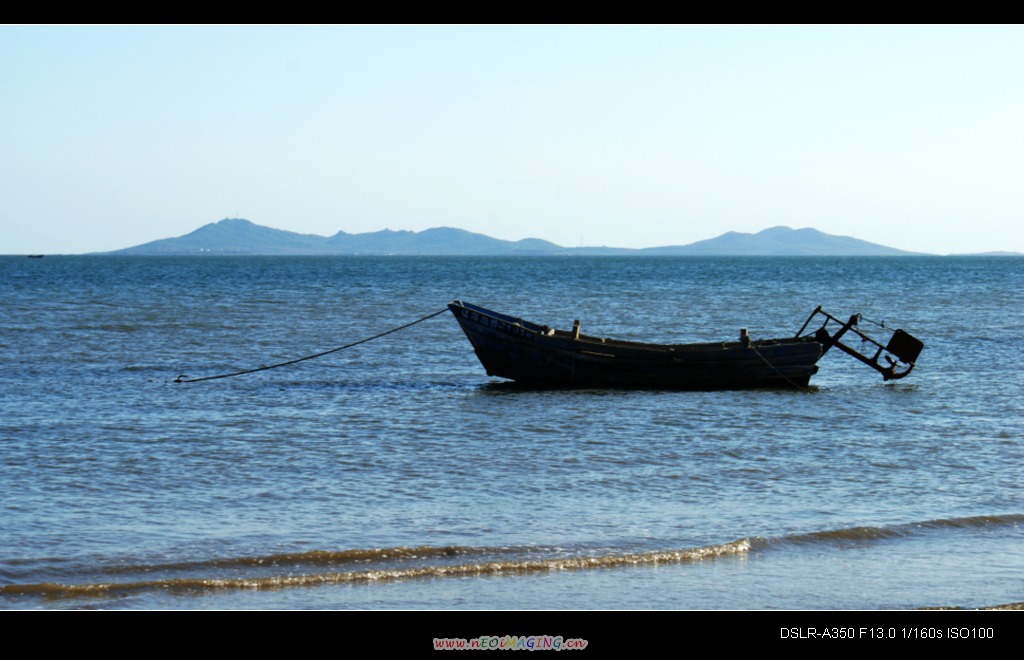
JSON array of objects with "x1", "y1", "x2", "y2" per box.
[
  {"x1": 27, "y1": 254, "x2": 44, "y2": 258},
  {"x1": 448, "y1": 301, "x2": 923, "y2": 389}
]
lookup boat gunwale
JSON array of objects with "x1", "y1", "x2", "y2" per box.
[{"x1": 449, "y1": 300, "x2": 815, "y2": 353}]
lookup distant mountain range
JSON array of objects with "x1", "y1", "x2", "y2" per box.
[{"x1": 105, "y1": 219, "x2": 936, "y2": 256}]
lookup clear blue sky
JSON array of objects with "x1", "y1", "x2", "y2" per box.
[{"x1": 3, "y1": 25, "x2": 1022, "y2": 254}]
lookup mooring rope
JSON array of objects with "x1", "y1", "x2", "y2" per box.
[
  {"x1": 174, "y1": 307, "x2": 448, "y2": 384},
  {"x1": 749, "y1": 344, "x2": 808, "y2": 390}
]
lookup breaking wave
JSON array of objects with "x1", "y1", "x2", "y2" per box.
[{"x1": 3, "y1": 513, "x2": 1020, "y2": 602}]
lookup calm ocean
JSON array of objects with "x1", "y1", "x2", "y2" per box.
[{"x1": 1, "y1": 255, "x2": 1021, "y2": 614}]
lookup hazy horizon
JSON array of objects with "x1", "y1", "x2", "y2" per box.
[{"x1": 11, "y1": 218, "x2": 1023, "y2": 256}]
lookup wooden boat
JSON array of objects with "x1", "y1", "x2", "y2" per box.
[{"x1": 448, "y1": 301, "x2": 923, "y2": 389}]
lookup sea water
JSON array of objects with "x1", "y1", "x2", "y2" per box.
[{"x1": 1, "y1": 255, "x2": 1021, "y2": 611}]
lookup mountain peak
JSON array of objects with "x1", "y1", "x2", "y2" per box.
[
  {"x1": 757, "y1": 226, "x2": 798, "y2": 236},
  {"x1": 194, "y1": 217, "x2": 254, "y2": 231},
  {"x1": 639, "y1": 225, "x2": 919, "y2": 256}
]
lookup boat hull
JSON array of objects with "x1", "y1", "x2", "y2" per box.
[{"x1": 448, "y1": 301, "x2": 822, "y2": 390}]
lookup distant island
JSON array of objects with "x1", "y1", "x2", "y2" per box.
[{"x1": 103, "y1": 218, "x2": 944, "y2": 257}]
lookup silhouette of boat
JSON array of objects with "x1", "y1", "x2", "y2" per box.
[{"x1": 448, "y1": 301, "x2": 922, "y2": 389}]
